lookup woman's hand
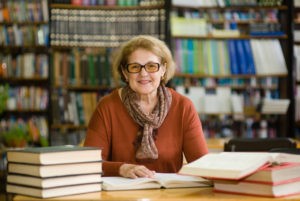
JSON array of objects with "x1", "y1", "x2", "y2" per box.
[{"x1": 119, "y1": 164, "x2": 155, "y2": 179}]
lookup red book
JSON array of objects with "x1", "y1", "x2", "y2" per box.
[
  {"x1": 213, "y1": 163, "x2": 300, "y2": 198},
  {"x1": 214, "y1": 179, "x2": 300, "y2": 198},
  {"x1": 72, "y1": 0, "x2": 83, "y2": 5},
  {"x1": 244, "y1": 162, "x2": 300, "y2": 185},
  {"x1": 179, "y1": 152, "x2": 300, "y2": 181}
]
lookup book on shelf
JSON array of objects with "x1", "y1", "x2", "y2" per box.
[
  {"x1": 6, "y1": 145, "x2": 102, "y2": 165},
  {"x1": 213, "y1": 177, "x2": 300, "y2": 198},
  {"x1": 7, "y1": 161, "x2": 102, "y2": 178},
  {"x1": 6, "y1": 173, "x2": 102, "y2": 188},
  {"x1": 102, "y1": 173, "x2": 212, "y2": 191},
  {"x1": 250, "y1": 39, "x2": 287, "y2": 75},
  {"x1": 261, "y1": 99, "x2": 290, "y2": 115},
  {"x1": 178, "y1": 152, "x2": 300, "y2": 180},
  {"x1": 173, "y1": 38, "x2": 286, "y2": 76},
  {"x1": 6, "y1": 183, "x2": 102, "y2": 199},
  {"x1": 50, "y1": 8, "x2": 164, "y2": 47},
  {"x1": 211, "y1": 29, "x2": 240, "y2": 37}
]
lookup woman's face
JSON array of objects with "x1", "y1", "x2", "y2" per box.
[{"x1": 123, "y1": 48, "x2": 166, "y2": 96}]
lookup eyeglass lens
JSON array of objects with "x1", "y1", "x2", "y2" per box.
[{"x1": 126, "y1": 62, "x2": 160, "y2": 73}]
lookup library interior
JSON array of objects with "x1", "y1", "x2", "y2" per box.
[{"x1": 1, "y1": 0, "x2": 300, "y2": 200}]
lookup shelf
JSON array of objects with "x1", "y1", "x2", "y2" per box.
[
  {"x1": 53, "y1": 85, "x2": 111, "y2": 91},
  {"x1": 2, "y1": 109, "x2": 48, "y2": 114},
  {"x1": 0, "y1": 46, "x2": 49, "y2": 53},
  {"x1": 209, "y1": 20, "x2": 280, "y2": 25},
  {"x1": 172, "y1": 5, "x2": 288, "y2": 11},
  {"x1": 0, "y1": 21, "x2": 48, "y2": 26},
  {"x1": 175, "y1": 73, "x2": 288, "y2": 79},
  {"x1": 171, "y1": 34, "x2": 288, "y2": 40},
  {"x1": 1, "y1": 77, "x2": 48, "y2": 82},
  {"x1": 50, "y1": 4, "x2": 164, "y2": 10},
  {"x1": 51, "y1": 124, "x2": 87, "y2": 130},
  {"x1": 183, "y1": 85, "x2": 278, "y2": 90}
]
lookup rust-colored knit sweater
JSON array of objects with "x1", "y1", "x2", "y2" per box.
[{"x1": 84, "y1": 88, "x2": 208, "y2": 176}]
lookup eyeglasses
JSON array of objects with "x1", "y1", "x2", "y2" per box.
[{"x1": 125, "y1": 62, "x2": 160, "y2": 73}]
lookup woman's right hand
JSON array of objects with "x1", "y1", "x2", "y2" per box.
[{"x1": 119, "y1": 164, "x2": 155, "y2": 179}]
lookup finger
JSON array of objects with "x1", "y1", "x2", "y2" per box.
[{"x1": 134, "y1": 166, "x2": 155, "y2": 178}]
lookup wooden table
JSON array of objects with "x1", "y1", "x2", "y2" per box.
[{"x1": 13, "y1": 187, "x2": 300, "y2": 201}]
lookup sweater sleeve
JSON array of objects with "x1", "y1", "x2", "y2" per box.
[
  {"x1": 84, "y1": 128, "x2": 124, "y2": 176},
  {"x1": 84, "y1": 92, "x2": 124, "y2": 176},
  {"x1": 182, "y1": 98, "x2": 208, "y2": 163}
]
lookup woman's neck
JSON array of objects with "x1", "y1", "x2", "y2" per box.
[
  {"x1": 138, "y1": 92, "x2": 158, "y2": 115},
  {"x1": 118, "y1": 87, "x2": 158, "y2": 115}
]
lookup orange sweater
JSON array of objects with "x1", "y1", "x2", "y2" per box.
[{"x1": 84, "y1": 88, "x2": 208, "y2": 176}]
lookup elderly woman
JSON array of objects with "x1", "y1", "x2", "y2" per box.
[{"x1": 84, "y1": 35, "x2": 208, "y2": 179}]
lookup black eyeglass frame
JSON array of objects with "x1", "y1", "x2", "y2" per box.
[{"x1": 125, "y1": 62, "x2": 160, "y2": 73}]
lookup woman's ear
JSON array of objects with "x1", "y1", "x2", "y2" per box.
[
  {"x1": 122, "y1": 69, "x2": 128, "y2": 82},
  {"x1": 161, "y1": 63, "x2": 167, "y2": 76}
]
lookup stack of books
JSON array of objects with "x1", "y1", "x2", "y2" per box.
[
  {"x1": 179, "y1": 152, "x2": 300, "y2": 197},
  {"x1": 6, "y1": 146, "x2": 102, "y2": 198}
]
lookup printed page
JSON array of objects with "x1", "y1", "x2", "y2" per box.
[
  {"x1": 102, "y1": 177, "x2": 160, "y2": 191},
  {"x1": 155, "y1": 173, "x2": 212, "y2": 188}
]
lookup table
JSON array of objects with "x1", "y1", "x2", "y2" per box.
[{"x1": 13, "y1": 187, "x2": 300, "y2": 201}]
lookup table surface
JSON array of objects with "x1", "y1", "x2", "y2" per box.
[
  {"x1": 10, "y1": 138, "x2": 300, "y2": 201},
  {"x1": 13, "y1": 187, "x2": 300, "y2": 201}
]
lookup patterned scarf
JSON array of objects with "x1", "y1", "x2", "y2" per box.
[{"x1": 121, "y1": 84, "x2": 172, "y2": 160}]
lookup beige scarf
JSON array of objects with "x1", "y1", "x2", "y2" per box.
[{"x1": 121, "y1": 84, "x2": 172, "y2": 160}]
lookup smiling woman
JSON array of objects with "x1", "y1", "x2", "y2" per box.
[{"x1": 84, "y1": 35, "x2": 208, "y2": 179}]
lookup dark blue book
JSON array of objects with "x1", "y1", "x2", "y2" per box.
[
  {"x1": 242, "y1": 40, "x2": 256, "y2": 75},
  {"x1": 235, "y1": 40, "x2": 247, "y2": 75},
  {"x1": 228, "y1": 40, "x2": 239, "y2": 75}
]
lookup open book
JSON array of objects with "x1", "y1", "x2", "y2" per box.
[
  {"x1": 102, "y1": 173, "x2": 212, "y2": 191},
  {"x1": 179, "y1": 152, "x2": 300, "y2": 180}
]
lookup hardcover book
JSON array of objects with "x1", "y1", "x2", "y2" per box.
[
  {"x1": 8, "y1": 161, "x2": 102, "y2": 177},
  {"x1": 214, "y1": 178, "x2": 300, "y2": 198},
  {"x1": 6, "y1": 146, "x2": 102, "y2": 165},
  {"x1": 179, "y1": 152, "x2": 300, "y2": 180},
  {"x1": 6, "y1": 183, "x2": 102, "y2": 198},
  {"x1": 243, "y1": 162, "x2": 300, "y2": 185},
  {"x1": 7, "y1": 173, "x2": 102, "y2": 188}
]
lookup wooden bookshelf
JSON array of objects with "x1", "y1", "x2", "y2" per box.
[
  {"x1": 0, "y1": 0, "x2": 51, "y2": 147},
  {"x1": 294, "y1": 2, "x2": 300, "y2": 139},
  {"x1": 48, "y1": 0, "x2": 169, "y2": 145},
  {"x1": 170, "y1": 1, "x2": 294, "y2": 139}
]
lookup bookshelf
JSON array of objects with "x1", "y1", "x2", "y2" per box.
[
  {"x1": 0, "y1": 0, "x2": 50, "y2": 147},
  {"x1": 0, "y1": 0, "x2": 297, "y2": 147},
  {"x1": 0, "y1": 0, "x2": 50, "y2": 196},
  {"x1": 294, "y1": 0, "x2": 300, "y2": 139},
  {"x1": 48, "y1": 0, "x2": 169, "y2": 146},
  {"x1": 169, "y1": 0, "x2": 294, "y2": 139}
]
